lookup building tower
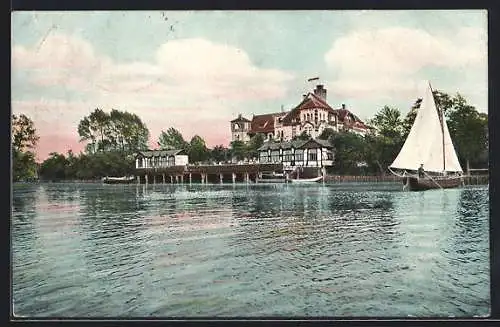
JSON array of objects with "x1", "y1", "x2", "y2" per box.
[{"x1": 230, "y1": 114, "x2": 251, "y2": 143}]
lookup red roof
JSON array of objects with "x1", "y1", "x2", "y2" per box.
[
  {"x1": 282, "y1": 93, "x2": 336, "y2": 125},
  {"x1": 333, "y1": 108, "x2": 366, "y2": 127},
  {"x1": 250, "y1": 112, "x2": 280, "y2": 133}
]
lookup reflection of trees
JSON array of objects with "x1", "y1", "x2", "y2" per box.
[
  {"x1": 12, "y1": 184, "x2": 39, "y2": 265},
  {"x1": 77, "y1": 185, "x2": 149, "y2": 273}
]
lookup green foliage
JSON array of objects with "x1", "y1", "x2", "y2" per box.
[
  {"x1": 12, "y1": 114, "x2": 39, "y2": 182},
  {"x1": 12, "y1": 114, "x2": 40, "y2": 152},
  {"x1": 211, "y1": 145, "x2": 229, "y2": 163},
  {"x1": 78, "y1": 108, "x2": 149, "y2": 154},
  {"x1": 318, "y1": 128, "x2": 336, "y2": 141},
  {"x1": 188, "y1": 135, "x2": 209, "y2": 163},
  {"x1": 158, "y1": 127, "x2": 189, "y2": 151},
  {"x1": 246, "y1": 133, "x2": 265, "y2": 160},
  {"x1": 38, "y1": 151, "x2": 135, "y2": 181},
  {"x1": 368, "y1": 106, "x2": 404, "y2": 139},
  {"x1": 330, "y1": 131, "x2": 368, "y2": 174},
  {"x1": 292, "y1": 130, "x2": 311, "y2": 141},
  {"x1": 12, "y1": 149, "x2": 38, "y2": 182},
  {"x1": 230, "y1": 140, "x2": 246, "y2": 161}
]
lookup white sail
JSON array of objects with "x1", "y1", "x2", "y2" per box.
[
  {"x1": 442, "y1": 113, "x2": 463, "y2": 172},
  {"x1": 390, "y1": 83, "x2": 445, "y2": 172}
]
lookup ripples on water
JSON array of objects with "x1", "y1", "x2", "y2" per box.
[{"x1": 11, "y1": 182, "x2": 489, "y2": 317}]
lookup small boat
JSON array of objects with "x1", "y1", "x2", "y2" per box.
[
  {"x1": 389, "y1": 81, "x2": 464, "y2": 191},
  {"x1": 287, "y1": 176, "x2": 323, "y2": 184},
  {"x1": 256, "y1": 172, "x2": 287, "y2": 183},
  {"x1": 102, "y1": 176, "x2": 135, "y2": 184}
]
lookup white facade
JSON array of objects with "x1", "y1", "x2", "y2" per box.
[
  {"x1": 258, "y1": 139, "x2": 334, "y2": 169},
  {"x1": 135, "y1": 150, "x2": 189, "y2": 169}
]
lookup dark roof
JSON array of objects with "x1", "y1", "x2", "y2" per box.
[
  {"x1": 250, "y1": 112, "x2": 284, "y2": 134},
  {"x1": 282, "y1": 93, "x2": 336, "y2": 125},
  {"x1": 231, "y1": 114, "x2": 251, "y2": 123},
  {"x1": 136, "y1": 149, "x2": 187, "y2": 158},
  {"x1": 257, "y1": 138, "x2": 333, "y2": 151},
  {"x1": 333, "y1": 108, "x2": 369, "y2": 129}
]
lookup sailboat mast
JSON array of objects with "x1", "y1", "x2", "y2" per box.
[{"x1": 428, "y1": 81, "x2": 446, "y2": 173}]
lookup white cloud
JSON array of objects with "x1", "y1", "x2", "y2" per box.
[
  {"x1": 324, "y1": 26, "x2": 487, "y2": 100},
  {"x1": 12, "y1": 32, "x2": 295, "y2": 149}
]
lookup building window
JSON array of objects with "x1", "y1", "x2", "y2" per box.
[
  {"x1": 259, "y1": 152, "x2": 268, "y2": 163},
  {"x1": 295, "y1": 149, "x2": 304, "y2": 162},
  {"x1": 308, "y1": 151, "x2": 318, "y2": 161},
  {"x1": 271, "y1": 150, "x2": 280, "y2": 163},
  {"x1": 283, "y1": 149, "x2": 293, "y2": 162},
  {"x1": 168, "y1": 156, "x2": 175, "y2": 166},
  {"x1": 327, "y1": 152, "x2": 333, "y2": 160},
  {"x1": 137, "y1": 158, "x2": 143, "y2": 168}
]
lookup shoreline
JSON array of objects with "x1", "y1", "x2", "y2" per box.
[{"x1": 15, "y1": 174, "x2": 488, "y2": 186}]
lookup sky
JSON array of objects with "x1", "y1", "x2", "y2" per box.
[{"x1": 11, "y1": 10, "x2": 488, "y2": 161}]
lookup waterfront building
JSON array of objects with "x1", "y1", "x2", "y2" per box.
[
  {"x1": 257, "y1": 138, "x2": 334, "y2": 169},
  {"x1": 135, "y1": 149, "x2": 189, "y2": 169},
  {"x1": 230, "y1": 83, "x2": 372, "y2": 143}
]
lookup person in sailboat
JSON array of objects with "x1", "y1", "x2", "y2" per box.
[{"x1": 418, "y1": 164, "x2": 425, "y2": 178}]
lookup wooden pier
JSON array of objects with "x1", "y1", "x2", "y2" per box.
[{"x1": 135, "y1": 163, "x2": 283, "y2": 184}]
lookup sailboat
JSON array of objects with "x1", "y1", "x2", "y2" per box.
[{"x1": 389, "y1": 82, "x2": 464, "y2": 191}]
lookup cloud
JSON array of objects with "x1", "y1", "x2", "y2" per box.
[
  {"x1": 12, "y1": 32, "x2": 295, "y2": 159},
  {"x1": 324, "y1": 26, "x2": 487, "y2": 99}
]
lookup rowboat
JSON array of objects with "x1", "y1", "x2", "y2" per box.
[
  {"x1": 102, "y1": 176, "x2": 135, "y2": 184},
  {"x1": 287, "y1": 176, "x2": 323, "y2": 183}
]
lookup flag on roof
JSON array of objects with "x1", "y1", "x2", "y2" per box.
[{"x1": 307, "y1": 77, "x2": 320, "y2": 82}]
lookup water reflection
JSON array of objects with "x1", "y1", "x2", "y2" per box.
[{"x1": 12, "y1": 183, "x2": 490, "y2": 317}]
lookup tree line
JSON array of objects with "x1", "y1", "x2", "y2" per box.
[{"x1": 11, "y1": 89, "x2": 488, "y2": 181}]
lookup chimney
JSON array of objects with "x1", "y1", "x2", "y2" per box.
[
  {"x1": 302, "y1": 94, "x2": 307, "y2": 99},
  {"x1": 314, "y1": 84, "x2": 327, "y2": 100},
  {"x1": 342, "y1": 104, "x2": 346, "y2": 109},
  {"x1": 238, "y1": 113, "x2": 242, "y2": 119}
]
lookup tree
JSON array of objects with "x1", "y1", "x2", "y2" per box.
[
  {"x1": 246, "y1": 133, "x2": 264, "y2": 160},
  {"x1": 188, "y1": 135, "x2": 209, "y2": 163},
  {"x1": 230, "y1": 140, "x2": 246, "y2": 162},
  {"x1": 330, "y1": 131, "x2": 367, "y2": 174},
  {"x1": 318, "y1": 128, "x2": 336, "y2": 142},
  {"x1": 12, "y1": 114, "x2": 40, "y2": 152},
  {"x1": 368, "y1": 106, "x2": 404, "y2": 139},
  {"x1": 293, "y1": 130, "x2": 311, "y2": 141},
  {"x1": 78, "y1": 108, "x2": 109, "y2": 153},
  {"x1": 79, "y1": 108, "x2": 150, "y2": 154},
  {"x1": 446, "y1": 97, "x2": 488, "y2": 170},
  {"x1": 210, "y1": 145, "x2": 229, "y2": 163},
  {"x1": 158, "y1": 127, "x2": 189, "y2": 150},
  {"x1": 12, "y1": 114, "x2": 39, "y2": 182},
  {"x1": 39, "y1": 152, "x2": 68, "y2": 181}
]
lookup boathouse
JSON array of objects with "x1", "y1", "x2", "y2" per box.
[
  {"x1": 135, "y1": 149, "x2": 189, "y2": 169},
  {"x1": 257, "y1": 138, "x2": 334, "y2": 169}
]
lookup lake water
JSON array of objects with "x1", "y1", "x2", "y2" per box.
[{"x1": 11, "y1": 182, "x2": 490, "y2": 318}]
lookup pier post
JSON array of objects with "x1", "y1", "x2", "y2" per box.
[
  {"x1": 220, "y1": 173, "x2": 223, "y2": 184},
  {"x1": 145, "y1": 174, "x2": 149, "y2": 184},
  {"x1": 245, "y1": 172, "x2": 249, "y2": 184},
  {"x1": 181, "y1": 175, "x2": 184, "y2": 184},
  {"x1": 170, "y1": 175, "x2": 173, "y2": 184},
  {"x1": 175, "y1": 175, "x2": 179, "y2": 184},
  {"x1": 153, "y1": 175, "x2": 156, "y2": 184},
  {"x1": 137, "y1": 175, "x2": 140, "y2": 184},
  {"x1": 232, "y1": 173, "x2": 236, "y2": 184},
  {"x1": 189, "y1": 173, "x2": 192, "y2": 184},
  {"x1": 162, "y1": 173, "x2": 165, "y2": 184}
]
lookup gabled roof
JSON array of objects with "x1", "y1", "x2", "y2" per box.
[
  {"x1": 231, "y1": 114, "x2": 251, "y2": 123},
  {"x1": 282, "y1": 93, "x2": 336, "y2": 125},
  {"x1": 136, "y1": 149, "x2": 187, "y2": 158},
  {"x1": 333, "y1": 108, "x2": 369, "y2": 130},
  {"x1": 250, "y1": 112, "x2": 283, "y2": 134}
]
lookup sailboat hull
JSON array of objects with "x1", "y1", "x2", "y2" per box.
[{"x1": 403, "y1": 176, "x2": 463, "y2": 191}]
